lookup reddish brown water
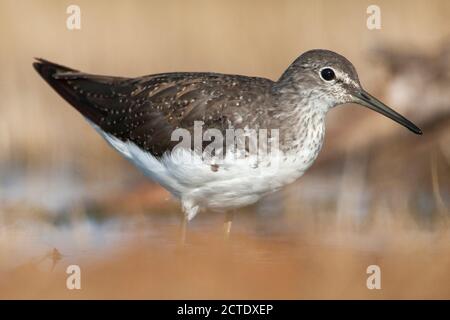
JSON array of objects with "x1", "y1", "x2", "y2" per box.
[{"x1": 0, "y1": 210, "x2": 449, "y2": 299}]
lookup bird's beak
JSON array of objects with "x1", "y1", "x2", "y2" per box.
[{"x1": 353, "y1": 90, "x2": 422, "y2": 135}]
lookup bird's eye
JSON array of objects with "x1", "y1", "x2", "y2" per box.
[{"x1": 320, "y1": 68, "x2": 335, "y2": 81}]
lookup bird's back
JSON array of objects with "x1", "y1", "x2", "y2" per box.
[{"x1": 33, "y1": 59, "x2": 276, "y2": 157}]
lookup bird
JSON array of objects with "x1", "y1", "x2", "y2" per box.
[{"x1": 33, "y1": 49, "x2": 422, "y2": 236}]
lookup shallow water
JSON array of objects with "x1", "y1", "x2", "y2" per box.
[
  {"x1": 0, "y1": 206, "x2": 449, "y2": 299},
  {"x1": 0, "y1": 163, "x2": 449, "y2": 299}
]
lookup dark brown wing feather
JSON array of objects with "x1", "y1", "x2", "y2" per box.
[{"x1": 33, "y1": 59, "x2": 275, "y2": 156}]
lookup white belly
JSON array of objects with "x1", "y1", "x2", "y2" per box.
[{"x1": 95, "y1": 126, "x2": 317, "y2": 211}]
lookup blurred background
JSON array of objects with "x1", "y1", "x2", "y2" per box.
[{"x1": 0, "y1": 0, "x2": 449, "y2": 299}]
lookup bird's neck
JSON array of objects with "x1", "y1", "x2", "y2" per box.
[{"x1": 275, "y1": 94, "x2": 327, "y2": 167}]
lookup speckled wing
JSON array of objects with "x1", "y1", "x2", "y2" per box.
[{"x1": 33, "y1": 59, "x2": 274, "y2": 156}]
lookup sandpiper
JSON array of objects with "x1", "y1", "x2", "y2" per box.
[{"x1": 34, "y1": 49, "x2": 422, "y2": 233}]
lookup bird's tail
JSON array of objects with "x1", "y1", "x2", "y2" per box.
[{"x1": 33, "y1": 58, "x2": 130, "y2": 125}]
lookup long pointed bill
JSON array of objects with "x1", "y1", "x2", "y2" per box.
[{"x1": 354, "y1": 90, "x2": 422, "y2": 135}]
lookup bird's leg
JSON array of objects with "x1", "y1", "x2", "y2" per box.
[
  {"x1": 223, "y1": 210, "x2": 235, "y2": 239},
  {"x1": 180, "y1": 215, "x2": 188, "y2": 245},
  {"x1": 179, "y1": 199, "x2": 199, "y2": 244}
]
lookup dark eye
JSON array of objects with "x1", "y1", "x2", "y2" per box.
[{"x1": 320, "y1": 68, "x2": 335, "y2": 81}]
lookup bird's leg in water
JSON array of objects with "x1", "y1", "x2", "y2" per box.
[
  {"x1": 224, "y1": 210, "x2": 235, "y2": 239},
  {"x1": 180, "y1": 215, "x2": 188, "y2": 245},
  {"x1": 179, "y1": 200, "x2": 199, "y2": 244}
]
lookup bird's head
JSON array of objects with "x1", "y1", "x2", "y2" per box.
[{"x1": 277, "y1": 49, "x2": 422, "y2": 135}]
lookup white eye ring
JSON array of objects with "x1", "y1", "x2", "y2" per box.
[{"x1": 319, "y1": 67, "x2": 336, "y2": 82}]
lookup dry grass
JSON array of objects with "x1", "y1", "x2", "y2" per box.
[{"x1": 1, "y1": 0, "x2": 450, "y2": 167}]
